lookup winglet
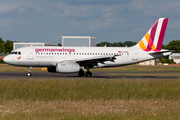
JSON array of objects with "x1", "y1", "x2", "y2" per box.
[{"x1": 138, "y1": 18, "x2": 168, "y2": 52}]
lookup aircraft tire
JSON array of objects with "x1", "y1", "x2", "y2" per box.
[
  {"x1": 78, "y1": 70, "x2": 84, "y2": 77},
  {"x1": 86, "y1": 71, "x2": 92, "y2": 77},
  {"x1": 27, "y1": 72, "x2": 32, "y2": 77}
]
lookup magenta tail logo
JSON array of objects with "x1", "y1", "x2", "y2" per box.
[{"x1": 138, "y1": 18, "x2": 168, "y2": 52}]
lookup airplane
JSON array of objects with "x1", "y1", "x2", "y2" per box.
[{"x1": 3, "y1": 18, "x2": 172, "y2": 77}]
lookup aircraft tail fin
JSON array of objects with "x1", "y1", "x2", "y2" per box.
[{"x1": 135, "y1": 18, "x2": 168, "y2": 52}]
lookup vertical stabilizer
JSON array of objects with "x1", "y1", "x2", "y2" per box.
[{"x1": 137, "y1": 18, "x2": 168, "y2": 52}]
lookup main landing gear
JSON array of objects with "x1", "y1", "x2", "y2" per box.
[
  {"x1": 86, "y1": 71, "x2": 92, "y2": 77},
  {"x1": 27, "y1": 67, "x2": 32, "y2": 77},
  {"x1": 78, "y1": 68, "x2": 92, "y2": 77}
]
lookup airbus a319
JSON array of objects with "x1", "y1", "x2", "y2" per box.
[{"x1": 3, "y1": 18, "x2": 171, "y2": 77}]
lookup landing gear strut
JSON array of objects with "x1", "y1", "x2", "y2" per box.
[
  {"x1": 27, "y1": 67, "x2": 32, "y2": 77},
  {"x1": 84, "y1": 66, "x2": 92, "y2": 77}
]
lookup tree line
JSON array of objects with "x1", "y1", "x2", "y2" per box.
[
  {"x1": 0, "y1": 38, "x2": 13, "y2": 54},
  {"x1": 162, "y1": 40, "x2": 180, "y2": 53},
  {"x1": 97, "y1": 40, "x2": 180, "y2": 53},
  {"x1": 1, "y1": 37, "x2": 180, "y2": 54},
  {"x1": 96, "y1": 41, "x2": 137, "y2": 47}
]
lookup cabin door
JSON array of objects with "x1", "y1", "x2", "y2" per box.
[
  {"x1": 132, "y1": 49, "x2": 138, "y2": 60},
  {"x1": 27, "y1": 48, "x2": 34, "y2": 60}
]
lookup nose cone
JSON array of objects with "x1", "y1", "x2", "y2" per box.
[
  {"x1": 3, "y1": 55, "x2": 11, "y2": 64},
  {"x1": 3, "y1": 56, "x2": 7, "y2": 63}
]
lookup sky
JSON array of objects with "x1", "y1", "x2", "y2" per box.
[{"x1": 0, "y1": 0, "x2": 180, "y2": 45}]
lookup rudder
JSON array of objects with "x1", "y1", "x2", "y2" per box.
[{"x1": 138, "y1": 18, "x2": 169, "y2": 52}]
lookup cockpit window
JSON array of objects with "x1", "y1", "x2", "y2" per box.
[
  {"x1": 11, "y1": 52, "x2": 14, "y2": 54},
  {"x1": 11, "y1": 51, "x2": 21, "y2": 55}
]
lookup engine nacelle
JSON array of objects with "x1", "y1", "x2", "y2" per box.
[{"x1": 56, "y1": 62, "x2": 80, "y2": 73}]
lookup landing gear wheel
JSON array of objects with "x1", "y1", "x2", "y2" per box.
[
  {"x1": 86, "y1": 71, "x2": 92, "y2": 77},
  {"x1": 78, "y1": 69, "x2": 84, "y2": 77},
  {"x1": 27, "y1": 72, "x2": 32, "y2": 77},
  {"x1": 27, "y1": 67, "x2": 32, "y2": 77}
]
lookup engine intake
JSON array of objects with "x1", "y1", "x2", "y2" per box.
[{"x1": 56, "y1": 62, "x2": 80, "y2": 73}]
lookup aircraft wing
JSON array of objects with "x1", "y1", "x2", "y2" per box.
[
  {"x1": 74, "y1": 55, "x2": 117, "y2": 67},
  {"x1": 50, "y1": 55, "x2": 118, "y2": 66},
  {"x1": 75, "y1": 55, "x2": 116, "y2": 62}
]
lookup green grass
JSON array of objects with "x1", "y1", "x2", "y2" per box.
[
  {"x1": 0, "y1": 78, "x2": 180, "y2": 119},
  {"x1": 0, "y1": 78, "x2": 180, "y2": 101},
  {"x1": 91, "y1": 65, "x2": 180, "y2": 72},
  {"x1": 107, "y1": 73, "x2": 180, "y2": 76},
  {"x1": 1, "y1": 64, "x2": 180, "y2": 72}
]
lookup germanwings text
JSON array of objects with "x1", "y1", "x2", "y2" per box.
[{"x1": 35, "y1": 48, "x2": 75, "y2": 53}]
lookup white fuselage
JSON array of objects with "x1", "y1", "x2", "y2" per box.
[{"x1": 3, "y1": 46, "x2": 171, "y2": 67}]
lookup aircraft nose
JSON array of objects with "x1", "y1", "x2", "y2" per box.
[
  {"x1": 3, "y1": 56, "x2": 8, "y2": 63},
  {"x1": 3, "y1": 56, "x2": 11, "y2": 64}
]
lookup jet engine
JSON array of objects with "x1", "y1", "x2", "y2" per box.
[{"x1": 56, "y1": 62, "x2": 80, "y2": 73}]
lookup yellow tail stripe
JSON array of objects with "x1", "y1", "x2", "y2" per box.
[
  {"x1": 145, "y1": 33, "x2": 150, "y2": 42},
  {"x1": 138, "y1": 40, "x2": 146, "y2": 50},
  {"x1": 152, "y1": 43, "x2": 156, "y2": 50}
]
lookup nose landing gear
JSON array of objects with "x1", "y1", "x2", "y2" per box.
[{"x1": 27, "y1": 67, "x2": 32, "y2": 77}]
